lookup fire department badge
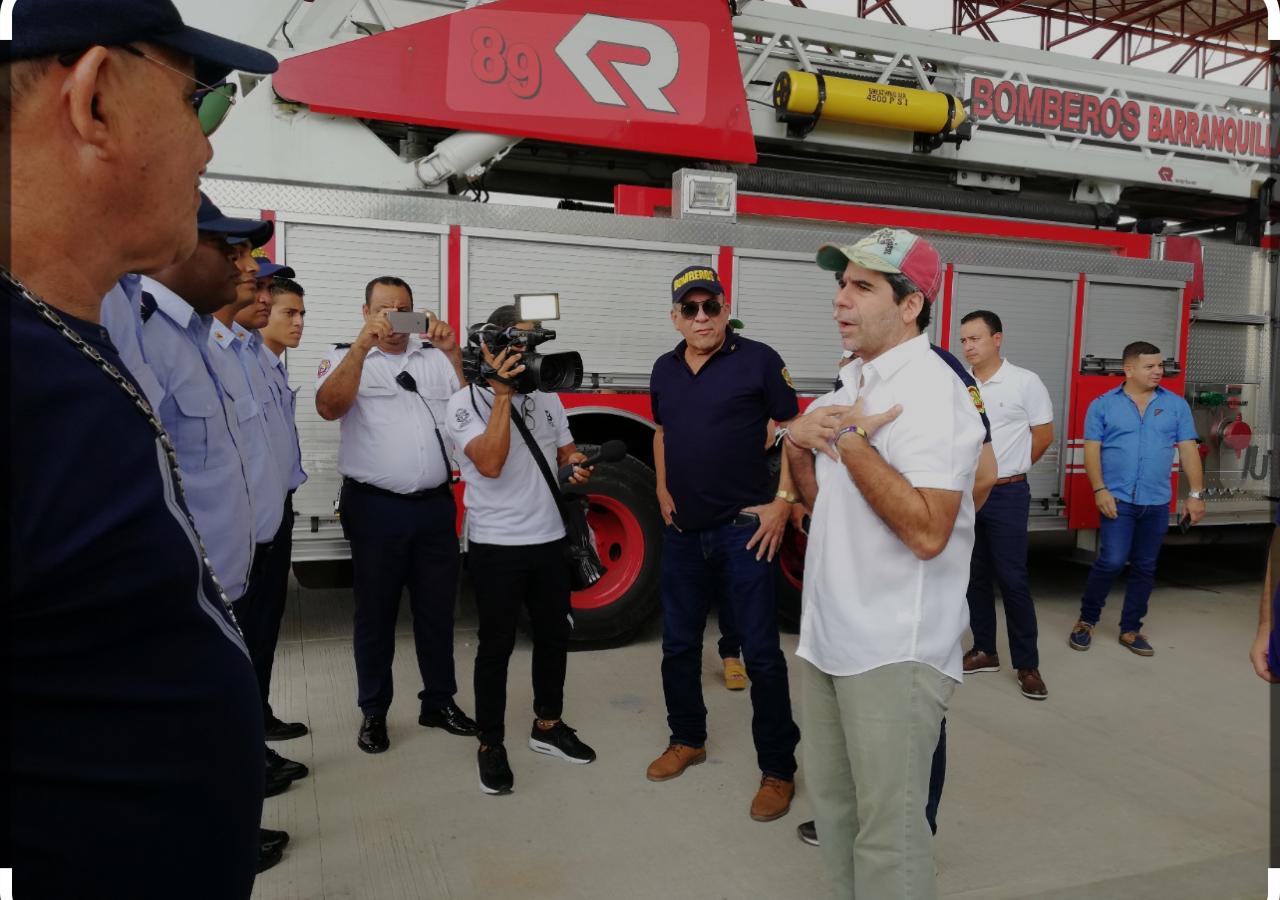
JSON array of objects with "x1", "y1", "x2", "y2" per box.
[
  {"x1": 317, "y1": 358, "x2": 331, "y2": 378},
  {"x1": 454, "y1": 408, "x2": 472, "y2": 429},
  {"x1": 967, "y1": 385, "x2": 986, "y2": 416},
  {"x1": 781, "y1": 367, "x2": 794, "y2": 389}
]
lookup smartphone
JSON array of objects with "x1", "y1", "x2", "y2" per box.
[
  {"x1": 732, "y1": 511, "x2": 761, "y2": 527},
  {"x1": 1178, "y1": 512, "x2": 1192, "y2": 534},
  {"x1": 387, "y1": 311, "x2": 428, "y2": 334}
]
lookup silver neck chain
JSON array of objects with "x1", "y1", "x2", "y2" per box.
[{"x1": 3, "y1": 267, "x2": 235, "y2": 613}]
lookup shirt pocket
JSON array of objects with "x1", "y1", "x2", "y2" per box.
[
  {"x1": 169, "y1": 383, "x2": 219, "y2": 471},
  {"x1": 234, "y1": 393, "x2": 261, "y2": 427}
]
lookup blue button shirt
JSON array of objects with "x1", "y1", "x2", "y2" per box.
[
  {"x1": 1084, "y1": 385, "x2": 1197, "y2": 506},
  {"x1": 260, "y1": 342, "x2": 308, "y2": 492},
  {"x1": 100, "y1": 274, "x2": 165, "y2": 411},
  {"x1": 238, "y1": 326, "x2": 303, "y2": 496},
  {"x1": 9, "y1": 282, "x2": 264, "y2": 898},
  {"x1": 140, "y1": 277, "x2": 257, "y2": 601},
  {"x1": 207, "y1": 320, "x2": 285, "y2": 543},
  {"x1": 651, "y1": 330, "x2": 799, "y2": 530}
]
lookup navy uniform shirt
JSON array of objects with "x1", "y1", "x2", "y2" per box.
[
  {"x1": 8, "y1": 282, "x2": 264, "y2": 898},
  {"x1": 651, "y1": 330, "x2": 799, "y2": 530}
]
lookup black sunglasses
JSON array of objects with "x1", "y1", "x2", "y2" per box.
[
  {"x1": 677, "y1": 297, "x2": 724, "y2": 319},
  {"x1": 58, "y1": 44, "x2": 237, "y2": 136}
]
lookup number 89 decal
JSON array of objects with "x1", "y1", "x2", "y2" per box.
[{"x1": 471, "y1": 27, "x2": 542, "y2": 99}]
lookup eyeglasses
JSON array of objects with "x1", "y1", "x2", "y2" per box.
[
  {"x1": 58, "y1": 44, "x2": 237, "y2": 136},
  {"x1": 677, "y1": 298, "x2": 724, "y2": 319}
]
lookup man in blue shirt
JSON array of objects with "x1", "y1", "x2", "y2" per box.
[
  {"x1": 646, "y1": 265, "x2": 802, "y2": 823},
  {"x1": 7, "y1": 1, "x2": 278, "y2": 895},
  {"x1": 1070, "y1": 341, "x2": 1205, "y2": 656}
]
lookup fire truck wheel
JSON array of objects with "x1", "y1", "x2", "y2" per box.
[
  {"x1": 775, "y1": 521, "x2": 806, "y2": 632},
  {"x1": 563, "y1": 449, "x2": 663, "y2": 644}
]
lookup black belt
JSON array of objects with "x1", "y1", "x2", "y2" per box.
[{"x1": 343, "y1": 477, "x2": 451, "y2": 501}]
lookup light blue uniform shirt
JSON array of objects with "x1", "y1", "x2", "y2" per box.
[
  {"x1": 1084, "y1": 384, "x2": 1197, "y2": 506},
  {"x1": 139, "y1": 277, "x2": 257, "y2": 601},
  {"x1": 207, "y1": 320, "x2": 285, "y2": 544},
  {"x1": 234, "y1": 325, "x2": 301, "y2": 497},
  {"x1": 260, "y1": 343, "x2": 308, "y2": 492},
  {"x1": 100, "y1": 274, "x2": 164, "y2": 411}
]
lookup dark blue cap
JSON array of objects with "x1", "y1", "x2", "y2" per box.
[
  {"x1": 671, "y1": 265, "x2": 724, "y2": 304},
  {"x1": 197, "y1": 193, "x2": 273, "y2": 248},
  {"x1": 254, "y1": 260, "x2": 296, "y2": 280},
  {"x1": 11, "y1": 0, "x2": 279, "y2": 83}
]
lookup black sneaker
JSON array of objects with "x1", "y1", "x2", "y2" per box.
[
  {"x1": 528, "y1": 720, "x2": 596, "y2": 764},
  {"x1": 478, "y1": 744, "x2": 514, "y2": 795},
  {"x1": 797, "y1": 820, "x2": 819, "y2": 847}
]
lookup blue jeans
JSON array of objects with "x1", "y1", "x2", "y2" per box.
[
  {"x1": 661, "y1": 522, "x2": 800, "y2": 779},
  {"x1": 1078, "y1": 500, "x2": 1169, "y2": 634}
]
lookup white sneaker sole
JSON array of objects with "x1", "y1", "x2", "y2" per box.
[
  {"x1": 476, "y1": 762, "x2": 513, "y2": 795},
  {"x1": 528, "y1": 737, "x2": 595, "y2": 765},
  {"x1": 964, "y1": 665, "x2": 1000, "y2": 674}
]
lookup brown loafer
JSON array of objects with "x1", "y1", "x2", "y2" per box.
[
  {"x1": 962, "y1": 648, "x2": 1001, "y2": 674},
  {"x1": 646, "y1": 744, "x2": 706, "y2": 782},
  {"x1": 750, "y1": 775, "x2": 795, "y2": 822},
  {"x1": 1017, "y1": 668, "x2": 1048, "y2": 700}
]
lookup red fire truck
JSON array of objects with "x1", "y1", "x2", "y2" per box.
[{"x1": 179, "y1": 0, "x2": 1277, "y2": 641}]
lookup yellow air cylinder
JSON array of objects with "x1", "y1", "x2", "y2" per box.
[{"x1": 772, "y1": 70, "x2": 967, "y2": 136}]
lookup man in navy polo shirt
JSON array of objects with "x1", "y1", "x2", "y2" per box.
[
  {"x1": 1069, "y1": 341, "x2": 1205, "y2": 656},
  {"x1": 7, "y1": 1, "x2": 278, "y2": 896},
  {"x1": 646, "y1": 265, "x2": 802, "y2": 823}
]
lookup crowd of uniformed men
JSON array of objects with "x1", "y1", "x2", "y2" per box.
[{"x1": 8, "y1": 1, "x2": 1222, "y2": 899}]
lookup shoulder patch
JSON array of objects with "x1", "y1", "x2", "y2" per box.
[
  {"x1": 781, "y1": 367, "x2": 794, "y2": 389},
  {"x1": 317, "y1": 359, "x2": 331, "y2": 379},
  {"x1": 453, "y1": 407, "x2": 472, "y2": 429},
  {"x1": 968, "y1": 384, "x2": 987, "y2": 416}
]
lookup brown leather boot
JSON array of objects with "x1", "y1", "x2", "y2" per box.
[
  {"x1": 750, "y1": 775, "x2": 795, "y2": 822},
  {"x1": 646, "y1": 744, "x2": 707, "y2": 782}
]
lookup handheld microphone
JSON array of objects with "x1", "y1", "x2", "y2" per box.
[
  {"x1": 557, "y1": 439, "x2": 627, "y2": 484},
  {"x1": 394, "y1": 371, "x2": 418, "y2": 392}
]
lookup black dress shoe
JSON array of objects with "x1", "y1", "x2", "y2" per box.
[
  {"x1": 260, "y1": 827, "x2": 290, "y2": 855},
  {"x1": 264, "y1": 716, "x2": 309, "y2": 741},
  {"x1": 419, "y1": 701, "x2": 479, "y2": 736},
  {"x1": 257, "y1": 839, "x2": 285, "y2": 873},
  {"x1": 266, "y1": 747, "x2": 309, "y2": 781},
  {"x1": 264, "y1": 768, "x2": 293, "y2": 798},
  {"x1": 358, "y1": 714, "x2": 389, "y2": 753}
]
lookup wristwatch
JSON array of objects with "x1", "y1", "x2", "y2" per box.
[
  {"x1": 1187, "y1": 490, "x2": 1205, "y2": 500},
  {"x1": 776, "y1": 489, "x2": 799, "y2": 504}
]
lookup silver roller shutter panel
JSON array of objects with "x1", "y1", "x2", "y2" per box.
[
  {"x1": 281, "y1": 223, "x2": 443, "y2": 519},
  {"x1": 950, "y1": 272, "x2": 1075, "y2": 505},
  {"x1": 466, "y1": 236, "x2": 711, "y2": 382},
  {"x1": 1082, "y1": 282, "x2": 1181, "y2": 362},
  {"x1": 734, "y1": 256, "x2": 846, "y2": 383}
]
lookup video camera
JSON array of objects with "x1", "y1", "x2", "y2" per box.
[{"x1": 461, "y1": 293, "x2": 584, "y2": 394}]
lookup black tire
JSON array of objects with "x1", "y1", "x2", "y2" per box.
[
  {"x1": 563, "y1": 447, "x2": 663, "y2": 644},
  {"x1": 775, "y1": 522, "x2": 805, "y2": 633}
]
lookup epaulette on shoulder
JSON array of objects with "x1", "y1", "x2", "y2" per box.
[{"x1": 334, "y1": 342, "x2": 352, "y2": 349}]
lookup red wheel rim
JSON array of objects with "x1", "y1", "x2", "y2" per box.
[
  {"x1": 573, "y1": 494, "x2": 646, "y2": 611},
  {"x1": 778, "y1": 527, "x2": 807, "y2": 592}
]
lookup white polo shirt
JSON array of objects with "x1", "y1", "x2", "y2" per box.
[
  {"x1": 970, "y1": 359, "x2": 1054, "y2": 479},
  {"x1": 316, "y1": 341, "x2": 459, "y2": 494},
  {"x1": 447, "y1": 386, "x2": 574, "y2": 546},
  {"x1": 797, "y1": 333, "x2": 987, "y2": 682}
]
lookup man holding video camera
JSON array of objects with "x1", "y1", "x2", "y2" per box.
[
  {"x1": 448, "y1": 304, "x2": 597, "y2": 796},
  {"x1": 315, "y1": 276, "x2": 477, "y2": 754}
]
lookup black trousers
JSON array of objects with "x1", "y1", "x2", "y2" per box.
[
  {"x1": 469, "y1": 539, "x2": 571, "y2": 747},
  {"x1": 235, "y1": 494, "x2": 294, "y2": 723},
  {"x1": 340, "y1": 482, "x2": 460, "y2": 716}
]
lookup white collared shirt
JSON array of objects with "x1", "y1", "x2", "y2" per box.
[
  {"x1": 447, "y1": 386, "x2": 573, "y2": 546},
  {"x1": 797, "y1": 333, "x2": 986, "y2": 682},
  {"x1": 970, "y1": 359, "x2": 1054, "y2": 478},
  {"x1": 316, "y1": 341, "x2": 459, "y2": 494}
]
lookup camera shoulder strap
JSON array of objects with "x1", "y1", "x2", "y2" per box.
[{"x1": 509, "y1": 400, "x2": 568, "y2": 524}]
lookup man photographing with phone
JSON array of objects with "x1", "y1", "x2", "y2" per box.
[{"x1": 315, "y1": 276, "x2": 478, "y2": 754}]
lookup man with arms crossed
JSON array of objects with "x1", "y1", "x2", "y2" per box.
[{"x1": 784, "y1": 228, "x2": 986, "y2": 899}]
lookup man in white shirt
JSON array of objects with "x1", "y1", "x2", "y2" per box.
[
  {"x1": 958, "y1": 310, "x2": 1055, "y2": 700},
  {"x1": 784, "y1": 228, "x2": 986, "y2": 900},
  {"x1": 315, "y1": 276, "x2": 477, "y2": 754},
  {"x1": 447, "y1": 305, "x2": 596, "y2": 796}
]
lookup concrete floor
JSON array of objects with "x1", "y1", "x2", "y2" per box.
[{"x1": 254, "y1": 538, "x2": 1271, "y2": 900}]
